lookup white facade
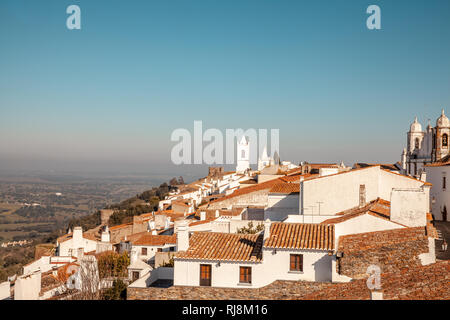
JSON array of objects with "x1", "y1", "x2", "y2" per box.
[
  {"x1": 174, "y1": 248, "x2": 332, "y2": 288},
  {"x1": 333, "y1": 214, "x2": 404, "y2": 244},
  {"x1": 14, "y1": 270, "x2": 42, "y2": 300},
  {"x1": 426, "y1": 165, "x2": 450, "y2": 221},
  {"x1": 299, "y1": 166, "x2": 429, "y2": 222},
  {"x1": 403, "y1": 110, "x2": 450, "y2": 177},
  {"x1": 0, "y1": 281, "x2": 10, "y2": 300},
  {"x1": 57, "y1": 227, "x2": 99, "y2": 257},
  {"x1": 236, "y1": 136, "x2": 251, "y2": 174},
  {"x1": 264, "y1": 193, "x2": 299, "y2": 221}
]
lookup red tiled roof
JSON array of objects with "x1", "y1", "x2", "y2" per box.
[
  {"x1": 109, "y1": 222, "x2": 133, "y2": 231},
  {"x1": 132, "y1": 234, "x2": 177, "y2": 246},
  {"x1": 207, "y1": 178, "x2": 281, "y2": 205},
  {"x1": 176, "y1": 232, "x2": 263, "y2": 262},
  {"x1": 269, "y1": 182, "x2": 300, "y2": 194},
  {"x1": 264, "y1": 223, "x2": 335, "y2": 251},
  {"x1": 424, "y1": 154, "x2": 450, "y2": 167},
  {"x1": 57, "y1": 232, "x2": 98, "y2": 243},
  {"x1": 320, "y1": 198, "x2": 392, "y2": 225},
  {"x1": 302, "y1": 260, "x2": 450, "y2": 300},
  {"x1": 337, "y1": 227, "x2": 427, "y2": 253}
]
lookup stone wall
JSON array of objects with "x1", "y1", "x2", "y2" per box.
[
  {"x1": 207, "y1": 189, "x2": 270, "y2": 210},
  {"x1": 127, "y1": 280, "x2": 332, "y2": 300},
  {"x1": 337, "y1": 227, "x2": 430, "y2": 279}
]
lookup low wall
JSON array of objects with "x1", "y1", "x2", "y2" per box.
[{"x1": 127, "y1": 280, "x2": 332, "y2": 300}]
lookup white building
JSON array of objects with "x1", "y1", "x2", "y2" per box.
[
  {"x1": 236, "y1": 136, "x2": 251, "y2": 174},
  {"x1": 174, "y1": 220, "x2": 339, "y2": 288},
  {"x1": 296, "y1": 165, "x2": 430, "y2": 223},
  {"x1": 402, "y1": 110, "x2": 450, "y2": 177},
  {"x1": 57, "y1": 226, "x2": 112, "y2": 257},
  {"x1": 425, "y1": 157, "x2": 450, "y2": 221}
]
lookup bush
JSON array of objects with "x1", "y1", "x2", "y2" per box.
[{"x1": 102, "y1": 279, "x2": 127, "y2": 300}]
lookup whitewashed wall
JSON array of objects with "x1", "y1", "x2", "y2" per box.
[
  {"x1": 0, "y1": 281, "x2": 10, "y2": 300},
  {"x1": 334, "y1": 214, "x2": 404, "y2": 244},
  {"x1": 174, "y1": 249, "x2": 331, "y2": 288},
  {"x1": 426, "y1": 165, "x2": 450, "y2": 221}
]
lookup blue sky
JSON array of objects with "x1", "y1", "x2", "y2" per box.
[{"x1": 1, "y1": 0, "x2": 449, "y2": 177}]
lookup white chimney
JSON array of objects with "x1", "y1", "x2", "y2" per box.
[
  {"x1": 264, "y1": 219, "x2": 271, "y2": 240},
  {"x1": 200, "y1": 211, "x2": 206, "y2": 221},
  {"x1": 215, "y1": 210, "x2": 220, "y2": 218},
  {"x1": 130, "y1": 248, "x2": 138, "y2": 264},
  {"x1": 101, "y1": 226, "x2": 110, "y2": 243},
  {"x1": 73, "y1": 227, "x2": 83, "y2": 248},
  {"x1": 177, "y1": 221, "x2": 190, "y2": 252}
]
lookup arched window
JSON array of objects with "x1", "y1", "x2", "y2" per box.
[
  {"x1": 443, "y1": 134, "x2": 448, "y2": 147},
  {"x1": 415, "y1": 138, "x2": 420, "y2": 149},
  {"x1": 241, "y1": 150, "x2": 245, "y2": 159}
]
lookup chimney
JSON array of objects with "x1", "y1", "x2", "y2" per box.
[
  {"x1": 73, "y1": 227, "x2": 83, "y2": 247},
  {"x1": 200, "y1": 211, "x2": 206, "y2": 221},
  {"x1": 130, "y1": 248, "x2": 138, "y2": 264},
  {"x1": 101, "y1": 226, "x2": 110, "y2": 243},
  {"x1": 370, "y1": 290, "x2": 383, "y2": 300},
  {"x1": 264, "y1": 219, "x2": 271, "y2": 240},
  {"x1": 215, "y1": 210, "x2": 219, "y2": 218},
  {"x1": 359, "y1": 184, "x2": 366, "y2": 208},
  {"x1": 177, "y1": 221, "x2": 190, "y2": 252}
]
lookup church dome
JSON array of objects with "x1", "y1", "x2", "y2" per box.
[
  {"x1": 436, "y1": 109, "x2": 450, "y2": 127},
  {"x1": 410, "y1": 117, "x2": 422, "y2": 132}
]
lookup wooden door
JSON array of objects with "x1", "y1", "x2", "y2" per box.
[{"x1": 199, "y1": 264, "x2": 212, "y2": 286}]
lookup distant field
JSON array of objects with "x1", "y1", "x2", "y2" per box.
[{"x1": 0, "y1": 203, "x2": 21, "y2": 215}]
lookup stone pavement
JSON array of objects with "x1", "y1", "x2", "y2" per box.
[{"x1": 434, "y1": 221, "x2": 450, "y2": 260}]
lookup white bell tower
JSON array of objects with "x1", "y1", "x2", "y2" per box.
[{"x1": 236, "y1": 136, "x2": 250, "y2": 173}]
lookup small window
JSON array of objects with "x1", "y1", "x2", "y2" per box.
[
  {"x1": 157, "y1": 248, "x2": 162, "y2": 252},
  {"x1": 241, "y1": 150, "x2": 245, "y2": 159},
  {"x1": 169, "y1": 247, "x2": 175, "y2": 252},
  {"x1": 290, "y1": 254, "x2": 303, "y2": 272},
  {"x1": 132, "y1": 271, "x2": 140, "y2": 282},
  {"x1": 141, "y1": 247, "x2": 147, "y2": 255},
  {"x1": 239, "y1": 267, "x2": 252, "y2": 284},
  {"x1": 415, "y1": 138, "x2": 420, "y2": 149},
  {"x1": 443, "y1": 176, "x2": 446, "y2": 190},
  {"x1": 443, "y1": 134, "x2": 448, "y2": 147}
]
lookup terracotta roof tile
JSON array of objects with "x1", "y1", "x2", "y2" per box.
[
  {"x1": 269, "y1": 182, "x2": 300, "y2": 194},
  {"x1": 207, "y1": 178, "x2": 281, "y2": 205},
  {"x1": 320, "y1": 198, "x2": 392, "y2": 225},
  {"x1": 264, "y1": 223, "x2": 334, "y2": 250},
  {"x1": 132, "y1": 234, "x2": 177, "y2": 246},
  {"x1": 175, "y1": 232, "x2": 263, "y2": 262}
]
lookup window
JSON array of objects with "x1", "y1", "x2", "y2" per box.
[
  {"x1": 443, "y1": 176, "x2": 446, "y2": 190},
  {"x1": 157, "y1": 248, "x2": 162, "y2": 252},
  {"x1": 241, "y1": 150, "x2": 246, "y2": 159},
  {"x1": 443, "y1": 134, "x2": 448, "y2": 147},
  {"x1": 415, "y1": 138, "x2": 420, "y2": 149},
  {"x1": 132, "y1": 271, "x2": 140, "y2": 282},
  {"x1": 290, "y1": 254, "x2": 303, "y2": 272},
  {"x1": 141, "y1": 247, "x2": 147, "y2": 255},
  {"x1": 169, "y1": 247, "x2": 175, "y2": 251},
  {"x1": 200, "y1": 264, "x2": 212, "y2": 286},
  {"x1": 239, "y1": 267, "x2": 252, "y2": 284}
]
